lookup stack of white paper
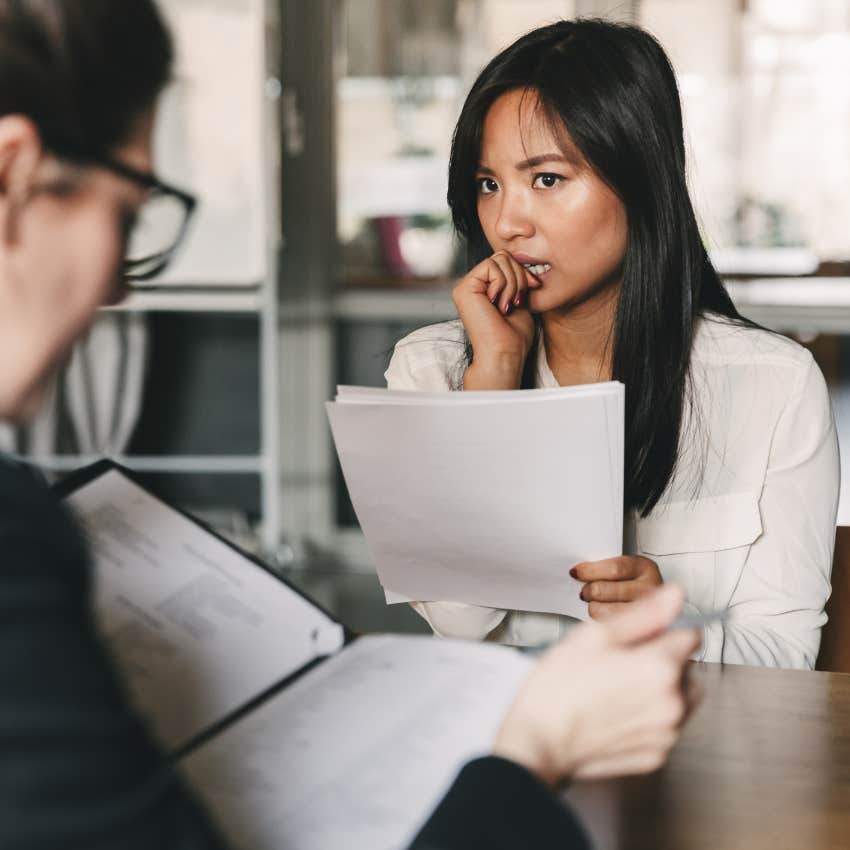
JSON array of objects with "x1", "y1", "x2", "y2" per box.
[{"x1": 327, "y1": 382, "x2": 625, "y2": 621}]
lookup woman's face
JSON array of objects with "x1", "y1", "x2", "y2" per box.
[
  {"x1": 0, "y1": 114, "x2": 154, "y2": 420},
  {"x1": 475, "y1": 88, "x2": 628, "y2": 316}
]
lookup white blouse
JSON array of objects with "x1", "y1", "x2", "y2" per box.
[{"x1": 385, "y1": 315, "x2": 840, "y2": 669}]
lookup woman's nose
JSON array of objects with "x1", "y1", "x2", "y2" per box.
[{"x1": 493, "y1": 192, "x2": 534, "y2": 241}]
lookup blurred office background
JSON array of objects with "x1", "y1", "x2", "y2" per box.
[{"x1": 11, "y1": 0, "x2": 850, "y2": 632}]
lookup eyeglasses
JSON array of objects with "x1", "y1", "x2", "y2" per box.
[
  {"x1": 51, "y1": 143, "x2": 198, "y2": 282},
  {"x1": 98, "y1": 156, "x2": 198, "y2": 281}
]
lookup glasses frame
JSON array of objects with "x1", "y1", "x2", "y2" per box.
[
  {"x1": 99, "y1": 155, "x2": 198, "y2": 281},
  {"x1": 52, "y1": 143, "x2": 198, "y2": 282}
]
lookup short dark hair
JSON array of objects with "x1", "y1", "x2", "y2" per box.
[
  {"x1": 448, "y1": 18, "x2": 745, "y2": 516},
  {"x1": 0, "y1": 0, "x2": 173, "y2": 157}
]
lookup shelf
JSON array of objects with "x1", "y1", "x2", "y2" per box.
[
  {"x1": 24, "y1": 455, "x2": 264, "y2": 474},
  {"x1": 726, "y1": 278, "x2": 850, "y2": 305},
  {"x1": 103, "y1": 288, "x2": 263, "y2": 314},
  {"x1": 333, "y1": 279, "x2": 850, "y2": 335},
  {"x1": 711, "y1": 247, "x2": 820, "y2": 277},
  {"x1": 334, "y1": 287, "x2": 454, "y2": 321},
  {"x1": 726, "y1": 278, "x2": 850, "y2": 333}
]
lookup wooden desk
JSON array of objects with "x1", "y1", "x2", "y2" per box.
[{"x1": 566, "y1": 662, "x2": 850, "y2": 850}]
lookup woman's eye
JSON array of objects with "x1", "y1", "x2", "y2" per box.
[
  {"x1": 533, "y1": 173, "x2": 564, "y2": 189},
  {"x1": 477, "y1": 177, "x2": 499, "y2": 195}
]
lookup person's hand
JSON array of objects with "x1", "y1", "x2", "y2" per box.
[
  {"x1": 492, "y1": 585, "x2": 701, "y2": 787},
  {"x1": 571, "y1": 555, "x2": 664, "y2": 620},
  {"x1": 452, "y1": 251, "x2": 542, "y2": 390}
]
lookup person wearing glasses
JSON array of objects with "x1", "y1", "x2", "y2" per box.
[{"x1": 0, "y1": 2, "x2": 699, "y2": 849}]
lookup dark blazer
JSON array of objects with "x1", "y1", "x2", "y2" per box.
[{"x1": 0, "y1": 457, "x2": 589, "y2": 850}]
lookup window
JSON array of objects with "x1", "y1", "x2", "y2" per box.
[{"x1": 336, "y1": 0, "x2": 850, "y2": 285}]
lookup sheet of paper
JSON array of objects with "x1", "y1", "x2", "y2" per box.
[
  {"x1": 181, "y1": 635, "x2": 533, "y2": 850},
  {"x1": 66, "y1": 470, "x2": 344, "y2": 751},
  {"x1": 335, "y1": 382, "x2": 623, "y2": 404},
  {"x1": 327, "y1": 384, "x2": 624, "y2": 619}
]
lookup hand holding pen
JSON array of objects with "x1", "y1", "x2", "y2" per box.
[{"x1": 494, "y1": 585, "x2": 702, "y2": 786}]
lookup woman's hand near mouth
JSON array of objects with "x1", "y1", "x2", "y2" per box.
[{"x1": 452, "y1": 250, "x2": 543, "y2": 390}]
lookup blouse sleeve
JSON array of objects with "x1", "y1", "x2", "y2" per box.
[
  {"x1": 705, "y1": 354, "x2": 839, "y2": 668},
  {"x1": 385, "y1": 329, "x2": 509, "y2": 641}
]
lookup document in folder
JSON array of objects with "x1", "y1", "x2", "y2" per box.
[
  {"x1": 327, "y1": 382, "x2": 625, "y2": 620},
  {"x1": 57, "y1": 462, "x2": 536, "y2": 850},
  {"x1": 61, "y1": 462, "x2": 346, "y2": 752}
]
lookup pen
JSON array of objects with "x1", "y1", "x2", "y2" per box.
[
  {"x1": 519, "y1": 609, "x2": 727, "y2": 656},
  {"x1": 668, "y1": 609, "x2": 727, "y2": 631}
]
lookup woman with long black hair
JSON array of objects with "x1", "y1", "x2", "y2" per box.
[{"x1": 387, "y1": 18, "x2": 839, "y2": 669}]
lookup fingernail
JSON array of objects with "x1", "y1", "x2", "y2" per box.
[
  {"x1": 513, "y1": 295, "x2": 521, "y2": 306},
  {"x1": 569, "y1": 567, "x2": 578, "y2": 579}
]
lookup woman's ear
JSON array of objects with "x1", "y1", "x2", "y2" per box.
[{"x1": 0, "y1": 115, "x2": 43, "y2": 243}]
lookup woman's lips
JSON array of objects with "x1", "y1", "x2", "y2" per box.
[{"x1": 509, "y1": 253, "x2": 552, "y2": 279}]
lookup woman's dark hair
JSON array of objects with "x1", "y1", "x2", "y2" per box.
[
  {"x1": 0, "y1": 0, "x2": 173, "y2": 158},
  {"x1": 448, "y1": 18, "x2": 745, "y2": 517}
]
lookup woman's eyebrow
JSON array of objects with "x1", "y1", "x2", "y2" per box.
[
  {"x1": 476, "y1": 153, "x2": 571, "y2": 176},
  {"x1": 516, "y1": 153, "x2": 569, "y2": 170}
]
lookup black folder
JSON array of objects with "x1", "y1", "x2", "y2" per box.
[{"x1": 55, "y1": 459, "x2": 532, "y2": 850}]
